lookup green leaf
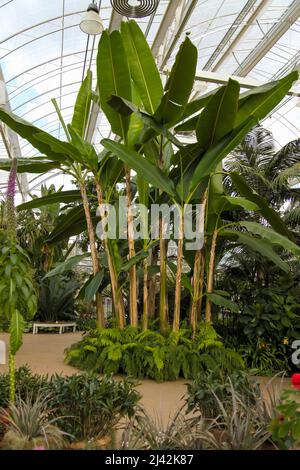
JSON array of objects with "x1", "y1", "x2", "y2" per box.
[
  {"x1": 154, "y1": 37, "x2": 197, "y2": 125},
  {"x1": 17, "y1": 190, "x2": 84, "y2": 211},
  {"x1": 84, "y1": 271, "x2": 104, "y2": 303},
  {"x1": 196, "y1": 79, "x2": 240, "y2": 149},
  {"x1": 102, "y1": 139, "x2": 176, "y2": 197},
  {"x1": 9, "y1": 310, "x2": 25, "y2": 355},
  {"x1": 220, "y1": 229, "x2": 290, "y2": 273},
  {"x1": 47, "y1": 205, "x2": 97, "y2": 243},
  {"x1": 121, "y1": 20, "x2": 163, "y2": 114},
  {"x1": 44, "y1": 254, "x2": 91, "y2": 278},
  {"x1": 207, "y1": 293, "x2": 239, "y2": 313},
  {"x1": 190, "y1": 116, "x2": 257, "y2": 190},
  {"x1": 107, "y1": 95, "x2": 182, "y2": 147},
  {"x1": 97, "y1": 30, "x2": 131, "y2": 139},
  {"x1": 122, "y1": 250, "x2": 149, "y2": 272},
  {"x1": 68, "y1": 125, "x2": 98, "y2": 170},
  {"x1": 71, "y1": 69, "x2": 92, "y2": 138},
  {"x1": 0, "y1": 158, "x2": 59, "y2": 174},
  {"x1": 0, "y1": 108, "x2": 66, "y2": 163},
  {"x1": 34, "y1": 132, "x2": 83, "y2": 164},
  {"x1": 230, "y1": 172, "x2": 294, "y2": 240},
  {"x1": 235, "y1": 71, "x2": 298, "y2": 127},
  {"x1": 238, "y1": 221, "x2": 300, "y2": 257},
  {"x1": 219, "y1": 196, "x2": 260, "y2": 212}
]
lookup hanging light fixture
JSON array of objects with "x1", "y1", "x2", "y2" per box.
[
  {"x1": 110, "y1": 0, "x2": 159, "y2": 18},
  {"x1": 80, "y1": 3, "x2": 104, "y2": 35}
]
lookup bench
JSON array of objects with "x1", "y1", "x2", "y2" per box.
[{"x1": 33, "y1": 322, "x2": 76, "y2": 334}]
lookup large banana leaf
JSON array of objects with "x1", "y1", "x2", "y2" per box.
[
  {"x1": 68, "y1": 125, "x2": 98, "y2": 170},
  {"x1": 47, "y1": 205, "x2": 97, "y2": 243},
  {"x1": 71, "y1": 70, "x2": 92, "y2": 138},
  {"x1": 83, "y1": 272, "x2": 104, "y2": 303},
  {"x1": 17, "y1": 190, "x2": 84, "y2": 211},
  {"x1": 44, "y1": 254, "x2": 91, "y2": 279},
  {"x1": 97, "y1": 30, "x2": 131, "y2": 139},
  {"x1": 207, "y1": 293, "x2": 239, "y2": 313},
  {"x1": 0, "y1": 108, "x2": 66, "y2": 163},
  {"x1": 230, "y1": 172, "x2": 293, "y2": 240},
  {"x1": 102, "y1": 139, "x2": 176, "y2": 197},
  {"x1": 174, "y1": 89, "x2": 219, "y2": 133},
  {"x1": 9, "y1": 310, "x2": 25, "y2": 356},
  {"x1": 220, "y1": 229, "x2": 289, "y2": 273},
  {"x1": 34, "y1": 132, "x2": 83, "y2": 164},
  {"x1": 235, "y1": 71, "x2": 298, "y2": 127},
  {"x1": 107, "y1": 95, "x2": 182, "y2": 147},
  {"x1": 121, "y1": 20, "x2": 163, "y2": 114},
  {"x1": 154, "y1": 37, "x2": 197, "y2": 125},
  {"x1": 0, "y1": 158, "x2": 59, "y2": 174},
  {"x1": 237, "y1": 221, "x2": 300, "y2": 256},
  {"x1": 190, "y1": 116, "x2": 257, "y2": 190},
  {"x1": 196, "y1": 79, "x2": 240, "y2": 148}
]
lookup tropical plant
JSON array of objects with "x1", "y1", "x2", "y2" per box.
[
  {"x1": 0, "y1": 394, "x2": 68, "y2": 450},
  {"x1": 270, "y1": 373, "x2": 300, "y2": 449},
  {"x1": 121, "y1": 408, "x2": 212, "y2": 450},
  {"x1": 36, "y1": 274, "x2": 79, "y2": 322},
  {"x1": 185, "y1": 370, "x2": 260, "y2": 419},
  {"x1": 45, "y1": 373, "x2": 140, "y2": 441},
  {"x1": 65, "y1": 325, "x2": 243, "y2": 381},
  {"x1": 0, "y1": 21, "x2": 298, "y2": 336}
]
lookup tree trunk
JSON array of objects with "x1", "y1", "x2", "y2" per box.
[
  {"x1": 125, "y1": 167, "x2": 138, "y2": 327},
  {"x1": 94, "y1": 180, "x2": 125, "y2": 329},
  {"x1": 148, "y1": 246, "x2": 158, "y2": 319},
  {"x1": 190, "y1": 250, "x2": 202, "y2": 335},
  {"x1": 173, "y1": 209, "x2": 184, "y2": 332},
  {"x1": 205, "y1": 229, "x2": 218, "y2": 323},
  {"x1": 142, "y1": 257, "x2": 148, "y2": 330},
  {"x1": 79, "y1": 182, "x2": 105, "y2": 328},
  {"x1": 159, "y1": 218, "x2": 168, "y2": 331}
]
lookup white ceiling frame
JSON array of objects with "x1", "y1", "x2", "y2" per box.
[{"x1": 234, "y1": 0, "x2": 300, "y2": 77}]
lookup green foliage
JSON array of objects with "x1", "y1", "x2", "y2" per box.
[
  {"x1": 240, "y1": 339, "x2": 287, "y2": 375},
  {"x1": 0, "y1": 367, "x2": 140, "y2": 442},
  {"x1": 36, "y1": 274, "x2": 79, "y2": 322},
  {"x1": 45, "y1": 373, "x2": 140, "y2": 441},
  {"x1": 0, "y1": 236, "x2": 37, "y2": 321},
  {"x1": 270, "y1": 388, "x2": 300, "y2": 449},
  {"x1": 0, "y1": 394, "x2": 68, "y2": 450},
  {"x1": 0, "y1": 366, "x2": 48, "y2": 409},
  {"x1": 65, "y1": 325, "x2": 244, "y2": 381},
  {"x1": 186, "y1": 370, "x2": 260, "y2": 419}
]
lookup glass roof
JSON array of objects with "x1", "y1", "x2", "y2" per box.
[{"x1": 0, "y1": 0, "x2": 299, "y2": 198}]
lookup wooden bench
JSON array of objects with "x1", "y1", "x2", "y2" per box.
[{"x1": 33, "y1": 322, "x2": 76, "y2": 334}]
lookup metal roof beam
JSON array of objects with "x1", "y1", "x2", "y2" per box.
[
  {"x1": 151, "y1": 0, "x2": 183, "y2": 57},
  {"x1": 160, "y1": 0, "x2": 198, "y2": 69},
  {"x1": 203, "y1": 0, "x2": 258, "y2": 70},
  {"x1": 163, "y1": 68, "x2": 300, "y2": 97},
  {"x1": 210, "y1": 0, "x2": 269, "y2": 72},
  {"x1": 0, "y1": 65, "x2": 28, "y2": 200},
  {"x1": 234, "y1": 0, "x2": 300, "y2": 77}
]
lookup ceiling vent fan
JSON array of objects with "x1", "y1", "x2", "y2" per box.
[{"x1": 110, "y1": 0, "x2": 159, "y2": 18}]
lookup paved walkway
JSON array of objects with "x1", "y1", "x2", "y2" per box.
[{"x1": 0, "y1": 332, "x2": 188, "y2": 421}]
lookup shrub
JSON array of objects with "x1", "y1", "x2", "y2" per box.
[
  {"x1": 185, "y1": 370, "x2": 260, "y2": 418},
  {"x1": 45, "y1": 373, "x2": 140, "y2": 441},
  {"x1": 0, "y1": 366, "x2": 48, "y2": 409},
  {"x1": 0, "y1": 367, "x2": 141, "y2": 443},
  {"x1": 65, "y1": 324, "x2": 244, "y2": 381},
  {"x1": 0, "y1": 394, "x2": 67, "y2": 450}
]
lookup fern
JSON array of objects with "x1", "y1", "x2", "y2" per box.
[{"x1": 65, "y1": 324, "x2": 244, "y2": 381}]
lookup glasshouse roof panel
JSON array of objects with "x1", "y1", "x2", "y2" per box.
[{"x1": 0, "y1": 0, "x2": 299, "y2": 198}]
